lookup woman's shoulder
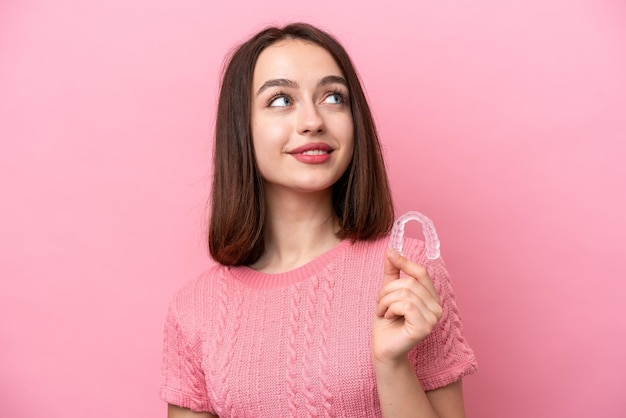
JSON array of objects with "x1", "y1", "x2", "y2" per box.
[
  {"x1": 168, "y1": 264, "x2": 229, "y2": 316},
  {"x1": 351, "y1": 234, "x2": 427, "y2": 260},
  {"x1": 353, "y1": 235, "x2": 448, "y2": 283}
]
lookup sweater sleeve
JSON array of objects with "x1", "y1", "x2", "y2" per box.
[
  {"x1": 404, "y1": 239, "x2": 478, "y2": 391},
  {"x1": 160, "y1": 281, "x2": 214, "y2": 413}
]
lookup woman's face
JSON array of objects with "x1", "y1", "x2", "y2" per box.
[{"x1": 250, "y1": 39, "x2": 354, "y2": 196}]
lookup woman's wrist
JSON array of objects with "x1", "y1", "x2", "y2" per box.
[
  {"x1": 372, "y1": 351, "x2": 412, "y2": 374},
  {"x1": 372, "y1": 353, "x2": 438, "y2": 418}
]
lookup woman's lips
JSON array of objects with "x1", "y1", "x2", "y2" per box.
[{"x1": 288, "y1": 143, "x2": 333, "y2": 164}]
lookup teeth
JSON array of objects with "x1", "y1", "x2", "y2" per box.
[{"x1": 302, "y1": 150, "x2": 328, "y2": 155}]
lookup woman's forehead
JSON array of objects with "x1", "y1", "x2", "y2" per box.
[{"x1": 252, "y1": 39, "x2": 343, "y2": 88}]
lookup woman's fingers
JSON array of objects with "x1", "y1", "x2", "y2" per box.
[
  {"x1": 376, "y1": 275, "x2": 441, "y2": 314},
  {"x1": 382, "y1": 249, "x2": 402, "y2": 285},
  {"x1": 373, "y1": 251, "x2": 444, "y2": 362},
  {"x1": 376, "y1": 283, "x2": 443, "y2": 322},
  {"x1": 384, "y1": 302, "x2": 441, "y2": 344},
  {"x1": 385, "y1": 249, "x2": 439, "y2": 302}
]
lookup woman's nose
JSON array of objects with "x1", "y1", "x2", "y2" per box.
[{"x1": 296, "y1": 102, "x2": 325, "y2": 135}]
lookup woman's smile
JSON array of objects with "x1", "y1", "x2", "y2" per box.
[{"x1": 288, "y1": 142, "x2": 334, "y2": 164}]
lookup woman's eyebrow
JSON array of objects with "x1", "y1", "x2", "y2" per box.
[
  {"x1": 256, "y1": 78, "x2": 298, "y2": 96},
  {"x1": 318, "y1": 75, "x2": 347, "y2": 87}
]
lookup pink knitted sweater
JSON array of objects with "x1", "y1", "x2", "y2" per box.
[{"x1": 160, "y1": 236, "x2": 477, "y2": 417}]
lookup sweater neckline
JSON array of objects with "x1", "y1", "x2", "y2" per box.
[{"x1": 229, "y1": 239, "x2": 352, "y2": 289}]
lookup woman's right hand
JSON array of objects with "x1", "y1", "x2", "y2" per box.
[{"x1": 371, "y1": 249, "x2": 443, "y2": 365}]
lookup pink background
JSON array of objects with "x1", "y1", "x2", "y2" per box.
[{"x1": 1, "y1": 0, "x2": 625, "y2": 417}]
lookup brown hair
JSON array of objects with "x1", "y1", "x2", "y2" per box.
[{"x1": 209, "y1": 22, "x2": 394, "y2": 266}]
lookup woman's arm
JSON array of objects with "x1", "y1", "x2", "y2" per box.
[
  {"x1": 372, "y1": 250, "x2": 467, "y2": 417},
  {"x1": 373, "y1": 357, "x2": 466, "y2": 418},
  {"x1": 426, "y1": 380, "x2": 467, "y2": 417},
  {"x1": 168, "y1": 404, "x2": 217, "y2": 418}
]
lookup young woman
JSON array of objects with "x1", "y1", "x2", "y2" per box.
[{"x1": 161, "y1": 23, "x2": 477, "y2": 418}]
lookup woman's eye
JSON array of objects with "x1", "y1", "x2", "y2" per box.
[
  {"x1": 269, "y1": 96, "x2": 291, "y2": 107},
  {"x1": 324, "y1": 93, "x2": 344, "y2": 105}
]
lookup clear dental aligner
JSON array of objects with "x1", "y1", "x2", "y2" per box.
[{"x1": 389, "y1": 211, "x2": 441, "y2": 260}]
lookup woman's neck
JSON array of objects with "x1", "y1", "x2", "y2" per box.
[{"x1": 249, "y1": 187, "x2": 342, "y2": 273}]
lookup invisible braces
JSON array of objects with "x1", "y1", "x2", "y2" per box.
[{"x1": 389, "y1": 211, "x2": 441, "y2": 260}]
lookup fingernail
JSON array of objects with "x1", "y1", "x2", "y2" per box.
[{"x1": 387, "y1": 249, "x2": 400, "y2": 260}]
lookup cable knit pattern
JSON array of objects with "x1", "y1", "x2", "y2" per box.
[
  {"x1": 286, "y1": 283, "x2": 302, "y2": 416},
  {"x1": 318, "y1": 266, "x2": 335, "y2": 417},
  {"x1": 160, "y1": 236, "x2": 477, "y2": 416},
  {"x1": 222, "y1": 287, "x2": 243, "y2": 416},
  {"x1": 208, "y1": 273, "x2": 228, "y2": 417},
  {"x1": 301, "y1": 275, "x2": 320, "y2": 417}
]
